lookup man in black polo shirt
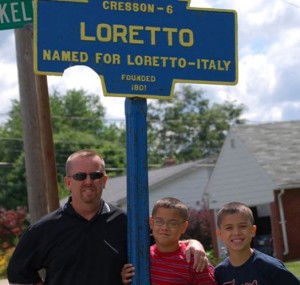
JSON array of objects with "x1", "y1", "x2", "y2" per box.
[{"x1": 7, "y1": 149, "x2": 207, "y2": 285}]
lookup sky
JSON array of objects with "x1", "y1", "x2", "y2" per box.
[{"x1": 0, "y1": 0, "x2": 300, "y2": 124}]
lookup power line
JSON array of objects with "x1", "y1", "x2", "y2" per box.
[{"x1": 282, "y1": 0, "x2": 300, "y2": 8}]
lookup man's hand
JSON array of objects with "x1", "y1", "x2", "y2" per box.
[
  {"x1": 121, "y1": 263, "x2": 135, "y2": 284},
  {"x1": 181, "y1": 239, "x2": 208, "y2": 272}
]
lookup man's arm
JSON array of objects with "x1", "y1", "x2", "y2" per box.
[
  {"x1": 180, "y1": 239, "x2": 208, "y2": 272},
  {"x1": 7, "y1": 228, "x2": 44, "y2": 285}
]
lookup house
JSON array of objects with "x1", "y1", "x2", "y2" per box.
[
  {"x1": 102, "y1": 157, "x2": 215, "y2": 212},
  {"x1": 205, "y1": 121, "x2": 300, "y2": 261}
]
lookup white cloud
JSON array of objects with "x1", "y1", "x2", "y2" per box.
[
  {"x1": 47, "y1": 66, "x2": 126, "y2": 120},
  {"x1": 0, "y1": 0, "x2": 300, "y2": 124},
  {"x1": 188, "y1": 0, "x2": 300, "y2": 123},
  {"x1": 0, "y1": 31, "x2": 19, "y2": 121}
]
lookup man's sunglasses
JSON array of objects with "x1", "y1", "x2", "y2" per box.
[{"x1": 68, "y1": 172, "x2": 104, "y2": 181}]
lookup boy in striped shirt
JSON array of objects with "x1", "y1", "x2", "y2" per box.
[{"x1": 122, "y1": 197, "x2": 217, "y2": 285}]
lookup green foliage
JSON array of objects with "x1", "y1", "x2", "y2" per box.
[
  {"x1": 0, "y1": 100, "x2": 26, "y2": 209},
  {"x1": 147, "y1": 85, "x2": 246, "y2": 164},
  {"x1": 51, "y1": 89, "x2": 127, "y2": 193},
  {"x1": 50, "y1": 89, "x2": 126, "y2": 180},
  {"x1": 1, "y1": 154, "x2": 28, "y2": 209},
  {"x1": 0, "y1": 100, "x2": 24, "y2": 162},
  {"x1": 0, "y1": 85, "x2": 245, "y2": 209},
  {"x1": 206, "y1": 249, "x2": 223, "y2": 267},
  {"x1": 0, "y1": 89, "x2": 126, "y2": 209},
  {"x1": 50, "y1": 88, "x2": 106, "y2": 134}
]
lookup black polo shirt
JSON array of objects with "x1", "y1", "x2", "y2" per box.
[{"x1": 7, "y1": 198, "x2": 127, "y2": 285}]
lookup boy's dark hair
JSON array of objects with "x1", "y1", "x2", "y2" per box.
[
  {"x1": 217, "y1": 201, "x2": 254, "y2": 228},
  {"x1": 152, "y1": 197, "x2": 188, "y2": 220}
]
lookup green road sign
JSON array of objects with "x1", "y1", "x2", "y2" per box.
[{"x1": 0, "y1": 0, "x2": 33, "y2": 30}]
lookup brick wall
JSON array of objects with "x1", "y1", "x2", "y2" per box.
[{"x1": 272, "y1": 188, "x2": 300, "y2": 261}]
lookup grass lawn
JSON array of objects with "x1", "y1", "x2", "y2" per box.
[{"x1": 285, "y1": 260, "x2": 300, "y2": 279}]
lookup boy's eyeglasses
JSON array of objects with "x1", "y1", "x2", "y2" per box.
[
  {"x1": 152, "y1": 217, "x2": 185, "y2": 228},
  {"x1": 68, "y1": 172, "x2": 104, "y2": 181}
]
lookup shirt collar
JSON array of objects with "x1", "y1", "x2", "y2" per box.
[{"x1": 64, "y1": 196, "x2": 111, "y2": 216}]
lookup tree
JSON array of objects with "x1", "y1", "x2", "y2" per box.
[
  {"x1": 0, "y1": 86, "x2": 245, "y2": 208},
  {"x1": 0, "y1": 100, "x2": 25, "y2": 209},
  {"x1": 0, "y1": 89, "x2": 126, "y2": 209},
  {"x1": 49, "y1": 89, "x2": 126, "y2": 178},
  {"x1": 147, "y1": 85, "x2": 246, "y2": 164}
]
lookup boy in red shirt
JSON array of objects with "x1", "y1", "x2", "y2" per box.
[{"x1": 122, "y1": 197, "x2": 217, "y2": 285}]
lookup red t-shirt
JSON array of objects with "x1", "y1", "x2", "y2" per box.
[{"x1": 150, "y1": 243, "x2": 217, "y2": 285}]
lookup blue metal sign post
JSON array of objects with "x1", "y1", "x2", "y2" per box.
[{"x1": 125, "y1": 98, "x2": 150, "y2": 285}]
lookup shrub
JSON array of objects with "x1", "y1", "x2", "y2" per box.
[
  {"x1": 0, "y1": 207, "x2": 29, "y2": 278},
  {"x1": 0, "y1": 247, "x2": 14, "y2": 277},
  {"x1": 0, "y1": 207, "x2": 28, "y2": 250},
  {"x1": 182, "y1": 201, "x2": 212, "y2": 250}
]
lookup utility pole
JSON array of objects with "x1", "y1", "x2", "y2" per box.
[
  {"x1": 14, "y1": 25, "x2": 59, "y2": 222},
  {"x1": 35, "y1": 75, "x2": 60, "y2": 212}
]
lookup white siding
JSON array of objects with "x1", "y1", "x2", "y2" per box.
[
  {"x1": 148, "y1": 167, "x2": 212, "y2": 213},
  {"x1": 122, "y1": 166, "x2": 213, "y2": 212},
  {"x1": 207, "y1": 131, "x2": 276, "y2": 209}
]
